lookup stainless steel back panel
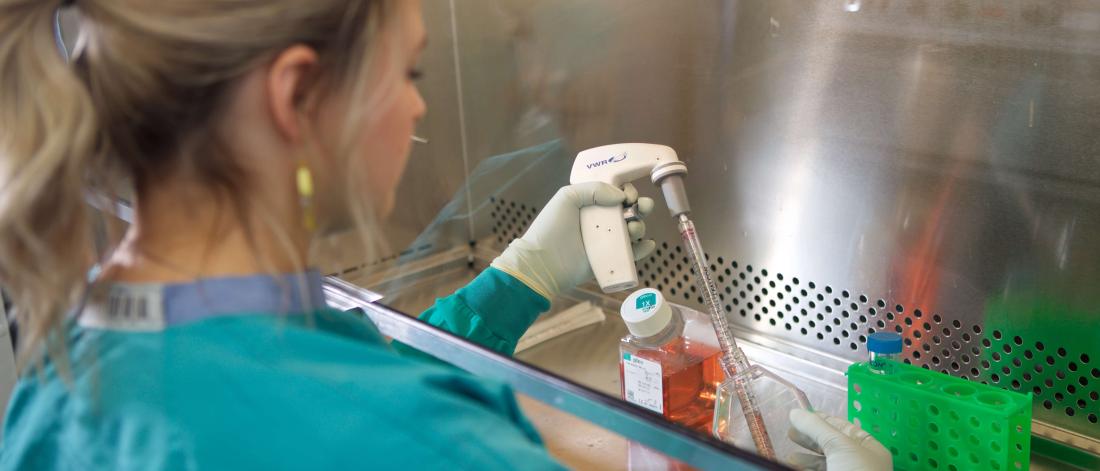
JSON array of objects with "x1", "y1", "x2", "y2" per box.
[{"x1": 441, "y1": 0, "x2": 1100, "y2": 449}]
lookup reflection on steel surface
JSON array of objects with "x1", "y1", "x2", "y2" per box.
[{"x1": 447, "y1": 0, "x2": 1100, "y2": 450}]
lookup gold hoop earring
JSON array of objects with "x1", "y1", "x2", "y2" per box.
[{"x1": 296, "y1": 161, "x2": 316, "y2": 232}]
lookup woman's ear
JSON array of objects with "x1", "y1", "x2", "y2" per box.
[{"x1": 266, "y1": 45, "x2": 320, "y2": 144}]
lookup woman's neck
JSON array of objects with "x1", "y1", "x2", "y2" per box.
[{"x1": 99, "y1": 180, "x2": 308, "y2": 284}]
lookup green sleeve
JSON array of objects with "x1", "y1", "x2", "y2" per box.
[{"x1": 395, "y1": 267, "x2": 550, "y2": 357}]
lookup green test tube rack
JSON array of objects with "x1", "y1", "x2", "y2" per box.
[{"x1": 847, "y1": 360, "x2": 1033, "y2": 471}]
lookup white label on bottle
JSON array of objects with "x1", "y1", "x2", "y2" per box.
[{"x1": 622, "y1": 353, "x2": 663, "y2": 414}]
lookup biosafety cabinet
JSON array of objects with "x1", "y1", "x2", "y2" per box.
[
  {"x1": 69, "y1": 1, "x2": 1100, "y2": 469},
  {"x1": 331, "y1": 2, "x2": 1100, "y2": 469}
]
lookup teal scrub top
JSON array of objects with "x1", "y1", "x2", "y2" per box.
[{"x1": 0, "y1": 268, "x2": 567, "y2": 470}]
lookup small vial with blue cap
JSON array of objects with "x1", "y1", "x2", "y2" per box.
[{"x1": 867, "y1": 332, "x2": 903, "y2": 374}]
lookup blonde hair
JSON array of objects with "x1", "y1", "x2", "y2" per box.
[{"x1": 0, "y1": 0, "x2": 398, "y2": 364}]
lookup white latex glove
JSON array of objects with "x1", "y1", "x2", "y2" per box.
[
  {"x1": 491, "y1": 182, "x2": 657, "y2": 299},
  {"x1": 787, "y1": 409, "x2": 893, "y2": 471}
]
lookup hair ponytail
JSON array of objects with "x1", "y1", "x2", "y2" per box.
[
  {"x1": 0, "y1": 1, "x2": 98, "y2": 364},
  {"x1": 0, "y1": 0, "x2": 396, "y2": 367}
]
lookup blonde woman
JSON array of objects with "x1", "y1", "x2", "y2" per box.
[
  {"x1": 0, "y1": 0, "x2": 662, "y2": 468},
  {"x1": 0, "y1": 0, "x2": 896, "y2": 468}
]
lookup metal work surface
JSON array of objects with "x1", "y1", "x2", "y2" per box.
[{"x1": 364, "y1": 0, "x2": 1100, "y2": 457}]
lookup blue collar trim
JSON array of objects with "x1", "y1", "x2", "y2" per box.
[{"x1": 79, "y1": 271, "x2": 328, "y2": 331}]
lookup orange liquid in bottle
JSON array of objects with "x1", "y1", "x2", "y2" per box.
[
  {"x1": 622, "y1": 342, "x2": 725, "y2": 471},
  {"x1": 620, "y1": 339, "x2": 726, "y2": 432}
]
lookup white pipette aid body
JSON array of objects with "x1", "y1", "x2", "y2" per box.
[{"x1": 569, "y1": 143, "x2": 686, "y2": 293}]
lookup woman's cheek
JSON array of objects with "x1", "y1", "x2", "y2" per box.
[
  {"x1": 361, "y1": 133, "x2": 401, "y2": 217},
  {"x1": 361, "y1": 83, "x2": 421, "y2": 218}
]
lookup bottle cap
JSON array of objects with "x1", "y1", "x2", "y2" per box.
[
  {"x1": 867, "y1": 332, "x2": 903, "y2": 354},
  {"x1": 621, "y1": 288, "x2": 673, "y2": 338}
]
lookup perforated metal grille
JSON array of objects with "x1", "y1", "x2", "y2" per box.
[
  {"x1": 636, "y1": 243, "x2": 1100, "y2": 431},
  {"x1": 490, "y1": 197, "x2": 539, "y2": 246},
  {"x1": 487, "y1": 202, "x2": 1100, "y2": 432}
]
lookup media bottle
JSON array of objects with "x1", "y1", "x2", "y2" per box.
[{"x1": 619, "y1": 288, "x2": 725, "y2": 431}]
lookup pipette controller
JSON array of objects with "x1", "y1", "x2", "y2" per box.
[
  {"x1": 570, "y1": 143, "x2": 777, "y2": 458},
  {"x1": 569, "y1": 143, "x2": 687, "y2": 293}
]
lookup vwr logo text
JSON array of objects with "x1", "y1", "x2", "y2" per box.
[{"x1": 585, "y1": 152, "x2": 628, "y2": 170}]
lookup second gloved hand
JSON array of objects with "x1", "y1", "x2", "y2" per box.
[
  {"x1": 787, "y1": 409, "x2": 892, "y2": 471},
  {"x1": 491, "y1": 182, "x2": 656, "y2": 300}
]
